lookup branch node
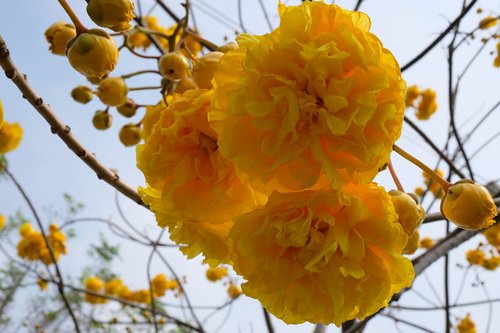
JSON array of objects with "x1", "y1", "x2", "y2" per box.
[{"x1": 35, "y1": 97, "x2": 43, "y2": 106}]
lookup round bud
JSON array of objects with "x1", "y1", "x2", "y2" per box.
[
  {"x1": 158, "y1": 52, "x2": 190, "y2": 81},
  {"x1": 87, "y1": 0, "x2": 136, "y2": 32},
  {"x1": 117, "y1": 100, "x2": 138, "y2": 118},
  {"x1": 67, "y1": 29, "x2": 119, "y2": 79},
  {"x1": 96, "y1": 77, "x2": 128, "y2": 106},
  {"x1": 71, "y1": 86, "x2": 94, "y2": 104},
  {"x1": 92, "y1": 110, "x2": 112, "y2": 130},
  {"x1": 119, "y1": 124, "x2": 141, "y2": 146}
]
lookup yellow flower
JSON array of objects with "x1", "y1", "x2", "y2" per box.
[
  {"x1": 481, "y1": 256, "x2": 500, "y2": 270},
  {"x1": 440, "y1": 180, "x2": 497, "y2": 230},
  {"x1": 206, "y1": 266, "x2": 228, "y2": 282},
  {"x1": 192, "y1": 51, "x2": 224, "y2": 89},
  {"x1": 175, "y1": 76, "x2": 198, "y2": 94},
  {"x1": 85, "y1": 276, "x2": 108, "y2": 304},
  {"x1": 0, "y1": 120, "x2": 23, "y2": 154},
  {"x1": 479, "y1": 16, "x2": 497, "y2": 30},
  {"x1": 415, "y1": 88, "x2": 437, "y2": 120},
  {"x1": 71, "y1": 86, "x2": 94, "y2": 104},
  {"x1": 37, "y1": 278, "x2": 49, "y2": 291},
  {"x1": 483, "y1": 223, "x2": 500, "y2": 248},
  {"x1": 405, "y1": 85, "x2": 420, "y2": 107},
  {"x1": 466, "y1": 249, "x2": 485, "y2": 266},
  {"x1": 227, "y1": 283, "x2": 242, "y2": 299},
  {"x1": 19, "y1": 223, "x2": 33, "y2": 237},
  {"x1": 151, "y1": 274, "x2": 170, "y2": 297},
  {"x1": 419, "y1": 237, "x2": 434, "y2": 250},
  {"x1": 414, "y1": 186, "x2": 425, "y2": 197},
  {"x1": 423, "y1": 169, "x2": 445, "y2": 198},
  {"x1": 145, "y1": 17, "x2": 201, "y2": 55},
  {"x1": 0, "y1": 215, "x2": 6, "y2": 230},
  {"x1": 230, "y1": 184, "x2": 413, "y2": 325},
  {"x1": 211, "y1": 2, "x2": 405, "y2": 192},
  {"x1": 96, "y1": 77, "x2": 128, "y2": 106},
  {"x1": 403, "y1": 230, "x2": 420, "y2": 255},
  {"x1": 67, "y1": 29, "x2": 119, "y2": 79},
  {"x1": 119, "y1": 124, "x2": 141, "y2": 147},
  {"x1": 131, "y1": 289, "x2": 151, "y2": 304},
  {"x1": 128, "y1": 31, "x2": 151, "y2": 50},
  {"x1": 457, "y1": 314, "x2": 476, "y2": 333},
  {"x1": 389, "y1": 190, "x2": 425, "y2": 235},
  {"x1": 104, "y1": 278, "x2": 124, "y2": 296},
  {"x1": 44, "y1": 21, "x2": 76, "y2": 56},
  {"x1": 118, "y1": 285, "x2": 134, "y2": 300},
  {"x1": 86, "y1": 0, "x2": 135, "y2": 32}
]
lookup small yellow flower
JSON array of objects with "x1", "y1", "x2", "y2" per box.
[
  {"x1": 457, "y1": 314, "x2": 476, "y2": 333},
  {"x1": 423, "y1": 169, "x2": 445, "y2": 198},
  {"x1": 119, "y1": 124, "x2": 141, "y2": 147},
  {"x1": 415, "y1": 88, "x2": 437, "y2": 120},
  {"x1": 19, "y1": 223, "x2": 33, "y2": 237},
  {"x1": 466, "y1": 249, "x2": 485, "y2": 266},
  {"x1": 131, "y1": 289, "x2": 151, "y2": 304},
  {"x1": 389, "y1": 190, "x2": 425, "y2": 235},
  {"x1": 151, "y1": 274, "x2": 170, "y2": 297},
  {"x1": 92, "y1": 111, "x2": 113, "y2": 130},
  {"x1": 0, "y1": 215, "x2": 6, "y2": 230},
  {"x1": 440, "y1": 180, "x2": 497, "y2": 230},
  {"x1": 37, "y1": 278, "x2": 49, "y2": 291},
  {"x1": 128, "y1": 31, "x2": 151, "y2": 50},
  {"x1": 419, "y1": 237, "x2": 435, "y2": 250},
  {"x1": 104, "y1": 278, "x2": 124, "y2": 296},
  {"x1": 96, "y1": 77, "x2": 128, "y2": 106},
  {"x1": 158, "y1": 52, "x2": 190, "y2": 81},
  {"x1": 192, "y1": 51, "x2": 224, "y2": 89},
  {"x1": 481, "y1": 256, "x2": 500, "y2": 271},
  {"x1": 483, "y1": 223, "x2": 500, "y2": 248},
  {"x1": 84, "y1": 276, "x2": 108, "y2": 304},
  {"x1": 405, "y1": 85, "x2": 420, "y2": 108},
  {"x1": 227, "y1": 283, "x2": 242, "y2": 299},
  {"x1": 86, "y1": 0, "x2": 136, "y2": 32},
  {"x1": 403, "y1": 230, "x2": 420, "y2": 255},
  {"x1": 67, "y1": 29, "x2": 119, "y2": 79},
  {"x1": 206, "y1": 267, "x2": 228, "y2": 282},
  {"x1": 44, "y1": 21, "x2": 76, "y2": 56},
  {"x1": 0, "y1": 120, "x2": 23, "y2": 154},
  {"x1": 414, "y1": 186, "x2": 425, "y2": 197},
  {"x1": 478, "y1": 16, "x2": 498, "y2": 30},
  {"x1": 71, "y1": 86, "x2": 94, "y2": 104}
]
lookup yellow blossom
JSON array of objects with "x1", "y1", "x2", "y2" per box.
[
  {"x1": 44, "y1": 21, "x2": 76, "y2": 56},
  {"x1": 104, "y1": 278, "x2": 124, "y2": 296},
  {"x1": 457, "y1": 314, "x2": 476, "y2": 333},
  {"x1": 482, "y1": 256, "x2": 500, "y2": 270},
  {"x1": 423, "y1": 169, "x2": 445, "y2": 198},
  {"x1": 466, "y1": 249, "x2": 485, "y2": 266},
  {"x1": 96, "y1": 77, "x2": 128, "y2": 106},
  {"x1": 175, "y1": 76, "x2": 198, "y2": 94},
  {"x1": 84, "y1": 276, "x2": 108, "y2": 304},
  {"x1": 230, "y1": 184, "x2": 413, "y2": 325},
  {"x1": 86, "y1": 0, "x2": 135, "y2": 32},
  {"x1": 403, "y1": 230, "x2": 420, "y2": 255},
  {"x1": 415, "y1": 88, "x2": 437, "y2": 120},
  {"x1": 145, "y1": 17, "x2": 201, "y2": 54},
  {"x1": 0, "y1": 119, "x2": 23, "y2": 154},
  {"x1": 151, "y1": 274, "x2": 170, "y2": 297},
  {"x1": 389, "y1": 190, "x2": 425, "y2": 235},
  {"x1": 205, "y1": 266, "x2": 228, "y2": 282},
  {"x1": 227, "y1": 283, "x2": 242, "y2": 299},
  {"x1": 479, "y1": 16, "x2": 498, "y2": 30},
  {"x1": 483, "y1": 223, "x2": 500, "y2": 248},
  {"x1": 211, "y1": 2, "x2": 405, "y2": 192},
  {"x1": 128, "y1": 31, "x2": 151, "y2": 50},
  {"x1": 0, "y1": 215, "x2": 6, "y2": 230},
  {"x1": 414, "y1": 186, "x2": 425, "y2": 197},
  {"x1": 192, "y1": 51, "x2": 224, "y2": 89},
  {"x1": 67, "y1": 29, "x2": 119, "y2": 79},
  {"x1": 37, "y1": 278, "x2": 49, "y2": 291},
  {"x1": 118, "y1": 285, "x2": 134, "y2": 301},
  {"x1": 440, "y1": 180, "x2": 497, "y2": 230},
  {"x1": 419, "y1": 237, "x2": 434, "y2": 250},
  {"x1": 405, "y1": 85, "x2": 420, "y2": 108},
  {"x1": 132, "y1": 289, "x2": 151, "y2": 304}
]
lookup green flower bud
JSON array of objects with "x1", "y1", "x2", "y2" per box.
[{"x1": 71, "y1": 86, "x2": 94, "y2": 104}]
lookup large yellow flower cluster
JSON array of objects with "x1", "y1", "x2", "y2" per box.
[
  {"x1": 17, "y1": 223, "x2": 67, "y2": 265},
  {"x1": 136, "y1": 1, "x2": 413, "y2": 326}
]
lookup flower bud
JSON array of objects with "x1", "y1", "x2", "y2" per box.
[
  {"x1": 227, "y1": 283, "x2": 242, "y2": 299},
  {"x1": 86, "y1": 0, "x2": 136, "y2": 32},
  {"x1": 440, "y1": 179, "x2": 497, "y2": 230},
  {"x1": 92, "y1": 110, "x2": 113, "y2": 130},
  {"x1": 119, "y1": 124, "x2": 141, "y2": 146},
  {"x1": 44, "y1": 21, "x2": 76, "y2": 56},
  {"x1": 192, "y1": 51, "x2": 223, "y2": 89},
  {"x1": 117, "y1": 99, "x2": 138, "y2": 117},
  {"x1": 466, "y1": 249, "x2": 485, "y2": 266},
  {"x1": 67, "y1": 29, "x2": 119, "y2": 79},
  {"x1": 96, "y1": 77, "x2": 128, "y2": 106},
  {"x1": 481, "y1": 256, "x2": 500, "y2": 271},
  {"x1": 71, "y1": 85, "x2": 94, "y2": 104},
  {"x1": 402, "y1": 230, "x2": 419, "y2": 255},
  {"x1": 128, "y1": 31, "x2": 151, "y2": 50},
  {"x1": 158, "y1": 52, "x2": 190, "y2": 81},
  {"x1": 419, "y1": 237, "x2": 434, "y2": 250},
  {"x1": 389, "y1": 190, "x2": 425, "y2": 235}
]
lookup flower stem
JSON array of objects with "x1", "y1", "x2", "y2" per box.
[
  {"x1": 388, "y1": 160, "x2": 405, "y2": 192},
  {"x1": 58, "y1": 0, "x2": 87, "y2": 34},
  {"x1": 393, "y1": 144, "x2": 451, "y2": 191}
]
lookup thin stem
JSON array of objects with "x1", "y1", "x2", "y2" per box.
[
  {"x1": 129, "y1": 86, "x2": 162, "y2": 91},
  {"x1": 393, "y1": 145, "x2": 451, "y2": 191},
  {"x1": 121, "y1": 70, "x2": 161, "y2": 79},
  {"x1": 57, "y1": 0, "x2": 87, "y2": 34},
  {"x1": 262, "y1": 307, "x2": 275, "y2": 333},
  {"x1": 388, "y1": 161, "x2": 405, "y2": 192}
]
